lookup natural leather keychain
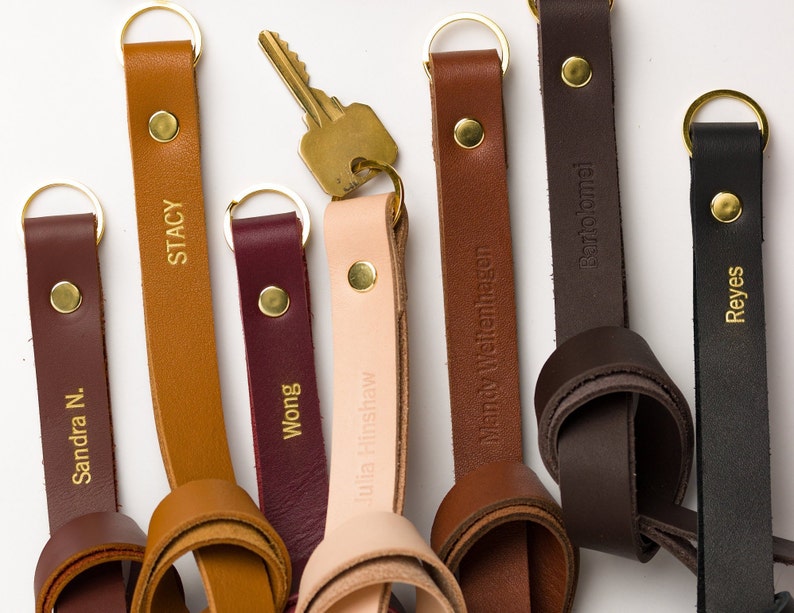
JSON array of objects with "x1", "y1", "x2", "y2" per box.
[
  {"x1": 225, "y1": 185, "x2": 329, "y2": 612},
  {"x1": 531, "y1": 0, "x2": 794, "y2": 604},
  {"x1": 685, "y1": 90, "x2": 792, "y2": 613},
  {"x1": 119, "y1": 4, "x2": 289, "y2": 610},
  {"x1": 296, "y1": 178, "x2": 465, "y2": 613},
  {"x1": 21, "y1": 182, "x2": 184, "y2": 613},
  {"x1": 423, "y1": 14, "x2": 577, "y2": 612}
]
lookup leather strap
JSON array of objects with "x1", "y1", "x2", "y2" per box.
[
  {"x1": 297, "y1": 195, "x2": 463, "y2": 612},
  {"x1": 534, "y1": 1, "x2": 794, "y2": 601},
  {"x1": 24, "y1": 213, "x2": 183, "y2": 612},
  {"x1": 689, "y1": 122, "x2": 787, "y2": 611},
  {"x1": 428, "y1": 48, "x2": 576, "y2": 611},
  {"x1": 231, "y1": 212, "x2": 329, "y2": 601},
  {"x1": 123, "y1": 40, "x2": 289, "y2": 611}
]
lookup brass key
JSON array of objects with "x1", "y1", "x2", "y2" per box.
[{"x1": 259, "y1": 31, "x2": 398, "y2": 198}]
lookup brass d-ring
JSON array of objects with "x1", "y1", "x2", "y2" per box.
[
  {"x1": 119, "y1": 1, "x2": 202, "y2": 66},
  {"x1": 19, "y1": 181, "x2": 105, "y2": 246},
  {"x1": 682, "y1": 89, "x2": 769, "y2": 156},
  {"x1": 224, "y1": 184, "x2": 311, "y2": 251},
  {"x1": 529, "y1": 0, "x2": 614, "y2": 22},
  {"x1": 422, "y1": 13, "x2": 509, "y2": 80},
  {"x1": 333, "y1": 160, "x2": 404, "y2": 227}
]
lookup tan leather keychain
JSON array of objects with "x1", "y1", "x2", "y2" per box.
[{"x1": 119, "y1": 4, "x2": 289, "y2": 610}]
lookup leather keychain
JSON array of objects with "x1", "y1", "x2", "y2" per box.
[
  {"x1": 119, "y1": 4, "x2": 290, "y2": 610},
  {"x1": 21, "y1": 182, "x2": 184, "y2": 613},
  {"x1": 225, "y1": 185, "x2": 329, "y2": 612},
  {"x1": 422, "y1": 14, "x2": 577, "y2": 612},
  {"x1": 296, "y1": 174, "x2": 465, "y2": 613},
  {"x1": 685, "y1": 90, "x2": 793, "y2": 613},
  {"x1": 531, "y1": 0, "x2": 794, "y2": 599}
]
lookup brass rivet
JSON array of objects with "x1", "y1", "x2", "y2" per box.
[
  {"x1": 259, "y1": 286, "x2": 290, "y2": 317},
  {"x1": 561, "y1": 56, "x2": 592, "y2": 88},
  {"x1": 148, "y1": 110, "x2": 179, "y2": 143},
  {"x1": 348, "y1": 261, "x2": 377, "y2": 292},
  {"x1": 50, "y1": 281, "x2": 82, "y2": 314},
  {"x1": 711, "y1": 191, "x2": 742, "y2": 223},
  {"x1": 454, "y1": 118, "x2": 485, "y2": 149}
]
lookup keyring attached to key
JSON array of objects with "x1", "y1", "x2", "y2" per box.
[
  {"x1": 332, "y1": 160, "x2": 404, "y2": 227},
  {"x1": 224, "y1": 184, "x2": 311, "y2": 251},
  {"x1": 19, "y1": 180, "x2": 105, "y2": 245}
]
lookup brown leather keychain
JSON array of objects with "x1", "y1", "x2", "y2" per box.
[
  {"x1": 224, "y1": 185, "x2": 329, "y2": 612},
  {"x1": 423, "y1": 14, "x2": 577, "y2": 612},
  {"x1": 119, "y1": 4, "x2": 289, "y2": 610},
  {"x1": 21, "y1": 182, "x2": 184, "y2": 613}
]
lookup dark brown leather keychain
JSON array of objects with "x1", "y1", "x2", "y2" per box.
[
  {"x1": 532, "y1": 2, "x2": 794, "y2": 609},
  {"x1": 685, "y1": 90, "x2": 792, "y2": 613},
  {"x1": 424, "y1": 13, "x2": 577, "y2": 612}
]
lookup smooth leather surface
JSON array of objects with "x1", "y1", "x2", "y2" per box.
[
  {"x1": 428, "y1": 48, "x2": 577, "y2": 612},
  {"x1": 690, "y1": 123, "x2": 774, "y2": 612},
  {"x1": 232, "y1": 212, "x2": 329, "y2": 596},
  {"x1": 123, "y1": 40, "x2": 283, "y2": 610}
]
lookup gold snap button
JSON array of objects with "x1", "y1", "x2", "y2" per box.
[
  {"x1": 259, "y1": 286, "x2": 290, "y2": 317},
  {"x1": 454, "y1": 118, "x2": 485, "y2": 149},
  {"x1": 561, "y1": 56, "x2": 592, "y2": 88},
  {"x1": 149, "y1": 110, "x2": 179, "y2": 143},
  {"x1": 711, "y1": 192, "x2": 742, "y2": 223},
  {"x1": 348, "y1": 261, "x2": 377, "y2": 292},
  {"x1": 50, "y1": 281, "x2": 82, "y2": 314}
]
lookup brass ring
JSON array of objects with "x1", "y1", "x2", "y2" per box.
[
  {"x1": 422, "y1": 13, "x2": 509, "y2": 80},
  {"x1": 224, "y1": 183, "x2": 311, "y2": 251},
  {"x1": 529, "y1": 0, "x2": 614, "y2": 22},
  {"x1": 20, "y1": 181, "x2": 105, "y2": 246},
  {"x1": 682, "y1": 89, "x2": 769, "y2": 156},
  {"x1": 119, "y1": 1, "x2": 202, "y2": 66},
  {"x1": 333, "y1": 160, "x2": 404, "y2": 227}
]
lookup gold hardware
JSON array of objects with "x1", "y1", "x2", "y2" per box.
[
  {"x1": 561, "y1": 56, "x2": 592, "y2": 88},
  {"x1": 119, "y1": 1, "x2": 202, "y2": 66},
  {"x1": 332, "y1": 160, "x2": 405, "y2": 227},
  {"x1": 348, "y1": 261, "x2": 377, "y2": 292},
  {"x1": 454, "y1": 118, "x2": 485, "y2": 149},
  {"x1": 259, "y1": 286, "x2": 290, "y2": 317},
  {"x1": 682, "y1": 89, "x2": 769, "y2": 156},
  {"x1": 19, "y1": 180, "x2": 105, "y2": 246},
  {"x1": 422, "y1": 13, "x2": 510, "y2": 80},
  {"x1": 711, "y1": 192, "x2": 742, "y2": 223},
  {"x1": 224, "y1": 183, "x2": 311, "y2": 251},
  {"x1": 529, "y1": 0, "x2": 614, "y2": 22},
  {"x1": 258, "y1": 31, "x2": 398, "y2": 198},
  {"x1": 50, "y1": 281, "x2": 82, "y2": 314},
  {"x1": 148, "y1": 110, "x2": 179, "y2": 142}
]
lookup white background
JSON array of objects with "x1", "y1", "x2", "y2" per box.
[{"x1": 2, "y1": 1, "x2": 794, "y2": 611}]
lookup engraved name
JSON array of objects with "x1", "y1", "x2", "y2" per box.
[
  {"x1": 281, "y1": 383, "x2": 302, "y2": 439},
  {"x1": 475, "y1": 247, "x2": 499, "y2": 445},
  {"x1": 726, "y1": 266, "x2": 746, "y2": 324},
  {"x1": 355, "y1": 372, "x2": 377, "y2": 504},
  {"x1": 574, "y1": 163, "x2": 599, "y2": 269},
  {"x1": 65, "y1": 388, "x2": 91, "y2": 485},
  {"x1": 164, "y1": 200, "x2": 187, "y2": 265}
]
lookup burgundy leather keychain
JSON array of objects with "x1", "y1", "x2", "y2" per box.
[{"x1": 225, "y1": 184, "x2": 329, "y2": 611}]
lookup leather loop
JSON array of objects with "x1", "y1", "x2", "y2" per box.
[
  {"x1": 431, "y1": 461, "x2": 577, "y2": 611},
  {"x1": 299, "y1": 512, "x2": 465, "y2": 613},
  {"x1": 131, "y1": 479, "x2": 291, "y2": 613}
]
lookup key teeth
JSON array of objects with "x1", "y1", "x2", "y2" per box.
[{"x1": 261, "y1": 30, "x2": 310, "y2": 84}]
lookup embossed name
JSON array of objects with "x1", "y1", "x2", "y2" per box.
[
  {"x1": 575, "y1": 163, "x2": 599, "y2": 269},
  {"x1": 475, "y1": 247, "x2": 499, "y2": 445},
  {"x1": 281, "y1": 383, "x2": 302, "y2": 439},
  {"x1": 726, "y1": 266, "x2": 746, "y2": 324},
  {"x1": 164, "y1": 200, "x2": 187, "y2": 265},
  {"x1": 355, "y1": 372, "x2": 377, "y2": 504},
  {"x1": 65, "y1": 388, "x2": 91, "y2": 485}
]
